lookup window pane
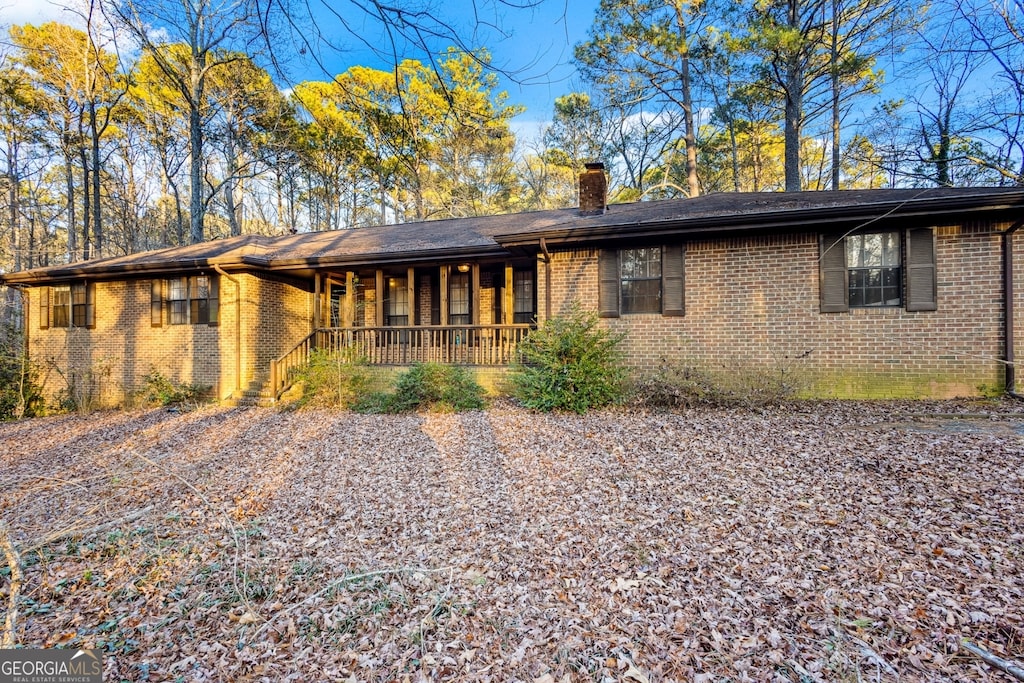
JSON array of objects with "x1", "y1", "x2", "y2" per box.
[
  {"x1": 190, "y1": 276, "x2": 209, "y2": 301},
  {"x1": 169, "y1": 277, "x2": 186, "y2": 302},
  {"x1": 622, "y1": 278, "x2": 661, "y2": 314}
]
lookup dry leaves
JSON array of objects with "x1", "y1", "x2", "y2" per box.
[{"x1": 0, "y1": 399, "x2": 1022, "y2": 681}]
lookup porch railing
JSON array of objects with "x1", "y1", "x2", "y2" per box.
[{"x1": 271, "y1": 324, "x2": 534, "y2": 398}]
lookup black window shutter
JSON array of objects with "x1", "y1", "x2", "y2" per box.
[
  {"x1": 906, "y1": 228, "x2": 937, "y2": 312},
  {"x1": 84, "y1": 282, "x2": 96, "y2": 328},
  {"x1": 150, "y1": 280, "x2": 163, "y2": 327},
  {"x1": 598, "y1": 249, "x2": 620, "y2": 318},
  {"x1": 820, "y1": 234, "x2": 849, "y2": 313},
  {"x1": 208, "y1": 275, "x2": 220, "y2": 326},
  {"x1": 662, "y1": 244, "x2": 685, "y2": 316}
]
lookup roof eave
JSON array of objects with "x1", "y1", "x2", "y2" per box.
[
  {"x1": 495, "y1": 194, "x2": 1024, "y2": 248},
  {"x1": 252, "y1": 245, "x2": 511, "y2": 271},
  {"x1": 0, "y1": 257, "x2": 252, "y2": 285}
]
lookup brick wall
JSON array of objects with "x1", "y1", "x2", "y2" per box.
[
  {"x1": 1014, "y1": 228, "x2": 1024, "y2": 392},
  {"x1": 26, "y1": 274, "x2": 312, "y2": 408},
  {"x1": 538, "y1": 223, "x2": 1011, "y2": 398}
]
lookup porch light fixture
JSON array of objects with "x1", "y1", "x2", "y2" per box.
[{"x1": 457, "y1": 263, "x2": 470, "y2": 273}]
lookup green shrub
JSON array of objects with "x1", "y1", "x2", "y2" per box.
[
  {"x1": 140, "y1": 370, "x2": 210, "y2": 408},
  {"x1": 296, "y1": 348, "x2": 373, "y2": 409},
  {"x1": 354, "y1": 363, "x2": 486, "y2": 413},
  {"x1": 509, "y1": 303, "x2": 627, "y2": 413}
]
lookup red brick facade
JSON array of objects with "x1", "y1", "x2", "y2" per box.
[
  {"x1": 538, "y1": 220, "x2": 1018, "y2": 398},
  {"x1": 26, "y1": 274, "x2": 313, "y2": 407},
  {"x1": 18, "y1": 216, "x2": 1023, "y2": 405}
]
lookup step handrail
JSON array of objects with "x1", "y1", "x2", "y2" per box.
[{"x1": 270, "y1": 330, "x2": 318, "y2": 398}]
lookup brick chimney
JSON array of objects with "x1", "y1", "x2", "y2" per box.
[{"x1": 579, "y1": 162, "x2": 608, "y2": 216}]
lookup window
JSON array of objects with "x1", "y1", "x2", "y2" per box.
[
  {"x1": 39, "y1": 282, "x2": 94, "y2": 329},
  {"x1": 599, "y1": 245, "x2": 684, "y2": 318},
  {"x1": 820, "y1": 229, "x2": 936, "y2": 313},
  {"x1": 847, "y1": 232, "x2": 901, "y2": 307},
  {"x1": 152, "y1": 275, "x2": 219, "y2": 327},
  {"x1": 449, "y1": 271, "x2": 470, "y2": 325},
  {"x1": 620, "y1": 247, "x2": 662, "y2": 314},
  {"x1": 386, "y1": 277, "x2": 409, "y2": 326},
  {"x1": 512, "y1": 269, "x2": 535, "y2": 323},
  {"x1": 168, "y1": 277, "x2": 188, "y2": 325},
  {"x1": 52, "y1": 285, "x2": 71, "y2": 328}
]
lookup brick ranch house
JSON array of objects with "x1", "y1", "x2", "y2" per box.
[{"x1": 3, "y1": 167, "x2": 1024, "y2": 406}]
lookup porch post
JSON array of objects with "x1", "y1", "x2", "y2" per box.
[
  {"x1": 313, "y1": 272, "x2": 322, "y2": 329},
  {"x1": 440, "y1": 265, "x2": 449, "y2": 326},
  {"x1": 407, "y1": 267, "x2": 416, "y2": 325},
  {"x1": 375, "y1": 269, "x2": 384, "y2": 327},
  {"x1": 503, "y1": 262, "x2": 514, "y2": 325},
  {"x1": 343, "y1": 271, "x2": 355, "y2": 327},
  {"x1": 471, "y1": 263, "x2": 481, "y2": 325}
]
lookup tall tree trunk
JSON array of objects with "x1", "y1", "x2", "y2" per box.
[
  {"x1": 7, "y1": 164, "x2": 20, "y2": 273},
  {"x1": 89, "y1": 100, "x2": 103, "y2": 256},
  {"x1": 224, "y1": 110, "x2": 241, "y2": 236},
  {"x1": 673, "y1": 3, "x2": 700, "y2": 198},
  {"x1": 784, "y1": 55, "x2": 803, "y2": 192},
  {"x1": 189, "y1": 101, "x2": 204, "y2": 243},
  {"x1": 80, "y1": 146, "x2": 92, "y2": 259},
  {"x1": 65, "y1": 157, "x2": 77, "y2": 262},
  {"x1": 783, "y1": 0, "x2": 804, "y2": 193},
  {"x1": 830, "y1": 0, "x2": 842, "y2": 190}
]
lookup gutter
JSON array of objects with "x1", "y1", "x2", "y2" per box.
[
  {"x1": 213, "y1": 265, "x2": 242, "y2": 397},
  {"x1": 1004, "y1": 221, "x2": 1024, "y2": 399},
  {"x1": 539, "y1": 238, "x2": 552, "y2": 321}
]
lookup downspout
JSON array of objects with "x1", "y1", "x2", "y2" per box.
[
  {"x1": 1004, "y1": 220, "x2": 1023, "y2": 399},
  {"x1": 213, "y1": 265, "x2": 241, "y2": 396},
  {"x1": 539, "y1": 238, "x2": 552, "y2": 322}
]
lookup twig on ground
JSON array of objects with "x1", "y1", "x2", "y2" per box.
[
  {"x1": 253, "y1": 566, "x2": 455, "y2": 640},
  {"x1": 0, "y1": 520, "x2": 23, "y2": 648},
  {"x1": 961, "y1": 640, "x2": 1024, "y2": 682},
  {"x1": 846, "y1": 634, "x2": 899, "y2": 677},
  {"x1": 22, "y1": 505, "x2": 156, "y2": 554}
]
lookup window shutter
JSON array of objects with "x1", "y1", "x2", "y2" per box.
[
  {"x1": 150, "y1": 280, "x2": 163, "y2": 327},
  {"x1": 820, "y1": 234, "x2": 849, "y2": 313},
  {"x1": 662, "y1": 244, "x2": 685, "y2": 316},
  {"x1": 906, "y1": 228, "x2": 937, "y2": 312},
  {"x1": 84, "y1": 282, "x2": 96, "y2": 328},
  {"x1": 598, "y1": 249, "x2": 620, "y2": 318},
  {"x1": 39, "y1": 287, "x2": 50, "y2": 330},
  {"x1": 208, "y1": 275, "x2": 220, "y2": 326}
]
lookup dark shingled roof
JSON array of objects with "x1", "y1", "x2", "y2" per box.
[{"x1": 4, "y1": 187, "x2": 1024, "y2": 284}]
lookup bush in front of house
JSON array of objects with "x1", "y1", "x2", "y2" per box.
[
  {"x1": 509, "y1": 303, "x2": 627, "y2": 413},
  {"x1": 296, "y1": 348, "x2": 374, "y2": 409},
  {"x1": 354, "y1": 362, "x2": 487, "y2": 413},
  {"x1": 139, "y1": 369, "x2": 211, "y2": 408}
]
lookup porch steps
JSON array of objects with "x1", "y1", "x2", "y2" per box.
[{"x1": 223, "y1": 373, "x2": 276, "y2": 407}]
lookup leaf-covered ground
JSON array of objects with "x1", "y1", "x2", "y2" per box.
[{"x1": 1, "y1": 400, "x2": 1022, "y2": 682}]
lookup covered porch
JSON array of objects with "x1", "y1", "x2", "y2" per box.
[{"x1": 270, "y1": 259, "x2": 538, "y2": 397}]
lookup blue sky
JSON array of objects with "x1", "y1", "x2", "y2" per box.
[
  {"x1": 1, "y1": 0, "x2": 601, "y2": 125},
  {"x1": 298, "y1": 0, "x2": 602, "y2": 125}
]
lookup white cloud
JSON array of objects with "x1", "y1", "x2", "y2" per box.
[{"x1": 1, "y1": 0, "x2": 74, "y2": 27}]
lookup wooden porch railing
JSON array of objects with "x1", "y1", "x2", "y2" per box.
[{"x1": 271, "y1": 324, "x2": 534, "y2": 399}]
